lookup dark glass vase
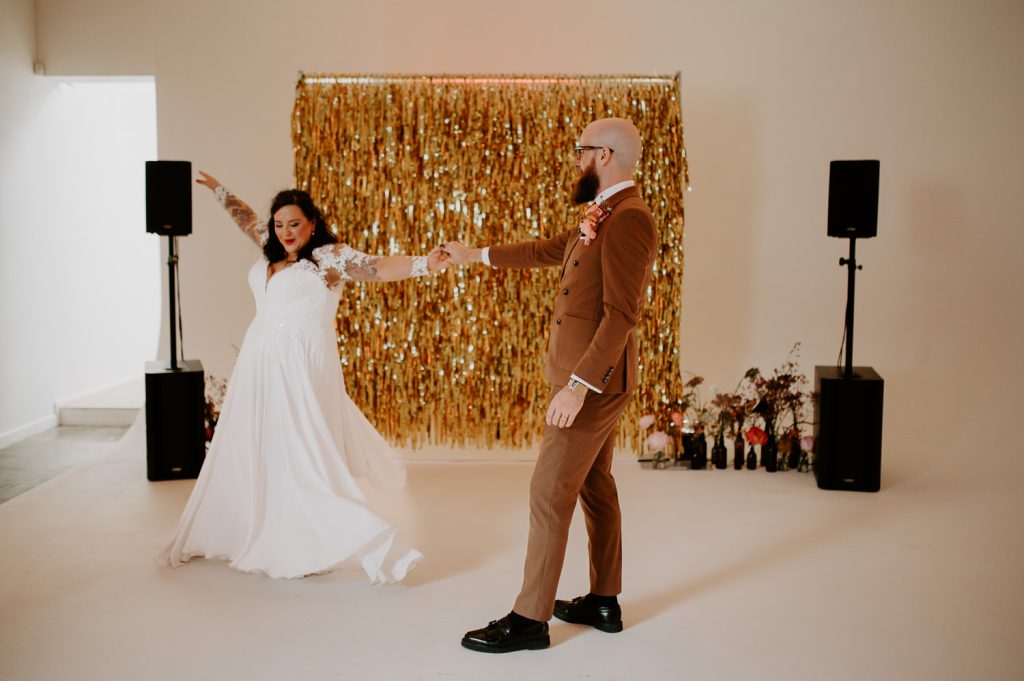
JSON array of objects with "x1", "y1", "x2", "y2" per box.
[
  {"x1": 759, "y1": 419, "x2": 774, "y2": 468},
  {"x1": 786, "y1": 433, "x2": 802, "y2": 470},
  {"x1": 733, "y1": 435, "x2": 745, "y2": 470},
  {"x1": 692, "y1": 433, "x2": 708, "y2": 469},
  {"x1": 764, "y1": 431, "x2": 778, "y2": 472},
  {"x1": 745, "y1": 447, "x2": 757, "y2": 470},
  {"x1": 712, "y1": 434, "x2": 728, "y2": 469},
  {"x1": 679, "y1": 432, "x2": 694, "y2": 464}
]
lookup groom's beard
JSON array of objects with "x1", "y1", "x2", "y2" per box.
[{"x1": 572, "y1": 163, "x2": 600, "y2": 205}]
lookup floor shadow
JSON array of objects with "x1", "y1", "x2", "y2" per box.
[
  {"x1": 378, "y1": 461, "x2": 535, "y2": 587},
  {"x1": 624, "y1": 486, "x2": 930, "y2": 624}
]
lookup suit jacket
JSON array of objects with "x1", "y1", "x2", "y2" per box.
[{"x1": 488, "y1": 186, "x2": 658, "y2": 394}]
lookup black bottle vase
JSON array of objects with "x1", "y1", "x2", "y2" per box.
[
  {"x1": 745, "y1": 446, "x2": 757, "y2": 470},
  {"x1": 712, "y1": 433, "x2": 728, "y2": 469},
  {"x1": 786, "y1": 433, "x2": 802, "y2": 470},
  {"x1": 764, "y1": 430, "x2": 778, "y2": 472},
  {"x1": 692, "y1": 433, "x2": 708, "y2": 469},
  {"x1": 733, "y1": 434, "x2": 745, "y2": 470}
]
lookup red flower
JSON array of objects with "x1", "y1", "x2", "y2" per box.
[{"x1": 745, "y1": 426, "x2": 768, "y2": 446}]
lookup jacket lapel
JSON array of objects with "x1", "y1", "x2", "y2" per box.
[{"x1": 559, "y1": 186, "x2": 642, "y2": 273}]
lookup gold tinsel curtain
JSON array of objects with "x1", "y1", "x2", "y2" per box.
[{"x1": 292, "y1": 74, "x2": 687, "y2": 451}]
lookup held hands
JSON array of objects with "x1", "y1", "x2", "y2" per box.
[
  {"x1": 442, "y1": 241, "x2": 483, "y2": 265},
  {"x1": 427, "y1": 245, "x2": 452, "y2": 273},
  {"x1": 546, "y1": 384, "x2": 587, "y2": 429},
  {"x1": 196, "y1": 170, "x2": 222, "y2": 192}
]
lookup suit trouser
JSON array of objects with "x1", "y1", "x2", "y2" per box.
[{"x1": 512, "y1": 386, "x2": 633, "y2": 622}]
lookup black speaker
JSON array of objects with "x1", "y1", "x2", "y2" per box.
[
  {"x1": 146, "y1": 160, "x2": 192, "y2": 235},
  {"x1": 827, "y1": 160, "x2": 879, "y2": 238},
  {"x1": 813, "y1": 365, "x2": 884, "y2": 492},
  {"x1": 145, "y1": 360, "x2": 206, "y2": 481}
]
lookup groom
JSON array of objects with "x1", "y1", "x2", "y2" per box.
[{"x1": 444, "y1": 117, "x2": 659, "y2": 653}]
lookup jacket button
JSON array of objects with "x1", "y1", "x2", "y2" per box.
[
  {"x1": 555, "y1": 318, "x2": 561, "y2": 325},
  {"x1": 562, "y1": 288, "x2": 569, "y2": 295},
  {"x1": 572, "y1": 260, "x2": 579, "y2": 266}
]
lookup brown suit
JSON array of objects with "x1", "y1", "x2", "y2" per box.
[{"x1": 488, "y1": 186, "x2": 658, "y2": 621}]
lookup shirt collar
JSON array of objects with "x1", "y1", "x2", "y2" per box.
[{"x1": 594, "y1": 180, "x2": 635, "y2": 205}]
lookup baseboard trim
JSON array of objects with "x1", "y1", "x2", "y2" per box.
[
  {"x1": 54, "y1": 376, "x2": 143, "y2": 410},
  {"x1": 0, "y1": 414, "x2": 59, "y2": 450},
  {"x1": 59, "y1": 408, "x2": 140, "y2": 427}
]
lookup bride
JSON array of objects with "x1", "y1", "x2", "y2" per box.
[{"x1": 157, "y1": 171, "x2": 448, "y2": 582}]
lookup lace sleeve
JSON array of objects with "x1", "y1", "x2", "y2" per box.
[
  {"x1": 312, "y1": 245, "x2": 436, "y2": 288},
  {"x1": 410, "y1": 256, "x2": 429, "y2": 277},
  {"x1": 215, "y1": 186, "x2": 268, "y2": 246},
  {"x1": 313, "y1": 244, "x2": 384, "y2": 288}
]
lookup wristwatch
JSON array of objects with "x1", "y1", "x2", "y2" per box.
[{"x1": 567, "y1": 378, "x2": 581, "y2": 392}]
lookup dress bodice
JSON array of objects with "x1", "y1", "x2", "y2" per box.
[{"x1": 247, "y1": 258, "x2": 340, "y2": 334}]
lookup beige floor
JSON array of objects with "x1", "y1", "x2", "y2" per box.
[{"x1": 0, "y1": 422, "x2": 1021, "y2": 681}]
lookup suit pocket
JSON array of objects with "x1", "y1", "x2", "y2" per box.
[{"x1": 553, "y1": 313, "x2": 599, "y2": 372}]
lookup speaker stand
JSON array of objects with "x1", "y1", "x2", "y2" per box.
[
  {"x1": 839, "y1": 237, "x2": 863, "y2": 379},
  {"x1": 166, "y1": 235, "x2": 180, "y2": 371}
]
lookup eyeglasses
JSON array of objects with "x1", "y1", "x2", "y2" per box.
[{"x1": 574, "y1": 144, "x2": 614, "y2": 159}]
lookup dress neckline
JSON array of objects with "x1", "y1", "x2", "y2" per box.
[{"x1": 265, "y1": 259, "x2": 300, "y2": 288}]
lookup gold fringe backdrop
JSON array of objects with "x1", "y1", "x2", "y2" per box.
[{"x1": 292, "y1": 74, "x2": 688, "y2": 451}]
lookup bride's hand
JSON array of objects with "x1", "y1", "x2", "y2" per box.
[
  {"x1": 196, "y1": 171, "x2": 222, "y2": 192},
  {"x1": 427, "y1": 245, "x2": 451, "y2": 273}
]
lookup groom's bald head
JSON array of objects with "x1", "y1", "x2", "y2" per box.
[{"x1": 581, "y1": 117, "x2": 643, "y2": 173}]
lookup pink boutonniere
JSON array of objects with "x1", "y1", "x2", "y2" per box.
[{"x1": 578, "y1": 202, "x2": 612, "y2": 246}]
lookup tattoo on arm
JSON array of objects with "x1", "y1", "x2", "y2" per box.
[
  {"x1": 343, "y1": 257, "x2": 383, "y2": 282},
  {"x1": 315, "y1": 244, "x2": 385, "y2": 285},
  {"x1": 223, "y1": 193, "x2": 266, "y2": 245}
]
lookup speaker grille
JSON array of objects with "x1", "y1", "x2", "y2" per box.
[
  {"x1": 827, "y1": 160, "x2": 879, "y2": 238},
  {"x1": 145, "y1": 160, "x2": 193, "y2": 236}
]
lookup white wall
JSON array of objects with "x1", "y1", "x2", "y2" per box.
[
  {"x1": 0, "y1": 0, "x2": 159, "y2": 445},
  {"x1": 21, "y1": 0, "x2": 1024, "y2": 480}
]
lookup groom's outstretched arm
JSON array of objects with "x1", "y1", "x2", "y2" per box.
[{"x1": 445, "y1": 230, "x2": 573, "y2": 269}]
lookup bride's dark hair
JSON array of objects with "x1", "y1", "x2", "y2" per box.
[{"x1": 262, "y1": 190, "x2": 337, "y2": 264}]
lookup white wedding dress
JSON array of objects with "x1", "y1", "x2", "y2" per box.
[{"x1": 158, "y1": 244, "x2": 422, "y2": 582}]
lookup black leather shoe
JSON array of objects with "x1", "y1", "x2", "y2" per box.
[
  {"x1": 553, "y1": 595, "x2": 623, "y2": 633},
  {"x1": 461, "y1": 615, "x2": 550, "y2": 653}
]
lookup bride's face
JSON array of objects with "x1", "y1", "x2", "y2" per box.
[{"x1": 273, "y1": 205, "x2": 315, "y2": 260}]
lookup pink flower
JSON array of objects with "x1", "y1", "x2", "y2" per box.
[
  {"x1": 645, "y1": 431, "x2": 671, "y2": 453},
  {"x1": 638, "y1": 414, "x2": 656, "y2": 430},
  {"x1": 670, "y1": 411, "x2": 684, "y2": 427},
  {"x1": 800, "y1": 435, "x2": 815, "y2": 452},
  {"x1": 578, "y1": 203, "x2": 612, "y2": 246},
  {"x1": 745, "y1": 426, "x2": 768, "y2": 446}
]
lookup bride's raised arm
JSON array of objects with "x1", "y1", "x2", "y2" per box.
[
  {"x1": 196, "y1": 171, "x2": 268, "y2": 246},
  {"x1": 313, "y1": 243, "x2": 449, "y2": 287}
]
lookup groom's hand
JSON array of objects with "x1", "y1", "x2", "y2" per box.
[
  {"x1": 443, "y1": 241, "x2": 483, "y2": 265},
  {"x1": 546, "y1": 384, "x2": 587, "y2": 428}
]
